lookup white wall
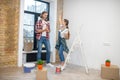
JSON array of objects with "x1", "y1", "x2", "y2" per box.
[
  {"x1": 63, "y1": 0, "x2": 120, "y2": 69},
  {"x1": 18, "y1": 0, "x2": 24, "y2": 67},
  {"x1": 49, "y1": 0, "x2": 57, "y2": 62}
]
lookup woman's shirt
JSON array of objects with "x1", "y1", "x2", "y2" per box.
[{"x1": 59, "y1": 25, "x2": 69, "y2": 38}]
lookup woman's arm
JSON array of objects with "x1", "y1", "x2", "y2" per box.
[
  {"x1": 59, "y1": 12, "x2": 63, "y2": 25},
  {"x1": 64, "y1": 30, "x2": 70, "y2": 39},
  {"x1": 64, "y1": 33, "x2": 69, "y2": 39},
  {"x1": 59, "y1": 15, "x2": 62, "y2": 25}
]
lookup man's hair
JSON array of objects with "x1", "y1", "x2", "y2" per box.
[{"x1": 40, "y1": 11, "x2": 48, "y2": 18}]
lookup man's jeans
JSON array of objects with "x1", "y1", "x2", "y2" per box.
[{"x1": 37, "y1": 36, "x2": 51, "y2": 63}]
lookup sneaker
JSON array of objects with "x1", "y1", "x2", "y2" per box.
[
  {"x1": 46, "y1": 63, "x2": 54, "y2": 67},
  {"x1": 61, "y1": 65, "x2": 66, "y2": 71}
]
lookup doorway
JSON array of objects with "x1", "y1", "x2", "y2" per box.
[{"x1": 18, "y1": 0, "x2": 57, "y2": 67}]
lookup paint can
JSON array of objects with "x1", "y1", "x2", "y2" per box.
[
  {"x1": 23, "y1": 63, "x2": 35, "y2": 73},
  {"x1": 55, "y1": 66, "x2": 61, "y2": 74}
]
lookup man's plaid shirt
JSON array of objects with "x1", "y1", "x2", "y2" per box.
[{"x1": 35, "y1": 20, "x2": 50, "y2": 40}]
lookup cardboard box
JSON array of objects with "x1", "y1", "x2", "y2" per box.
[
  {"x1": 36, "y1": 68, "x2": 47, "y2": 80},
  {"x1": 101, "y1": 64, "x2": 119, "y2": 80},
  {"x1": 24, "y1": 39, "x2": 33, "y2": 51}
]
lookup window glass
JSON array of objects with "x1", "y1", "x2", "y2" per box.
[
  {"x1": 24, "y1": 0, "x2": 48, "y2": 13},
  {"x1": 24, "y1": 13, "x2": 35, "y2": 26},
  {"x1": 24, "y1": 0, "x2": 35, "y2": 12},
  {"x1": 36, "y1": 1, "x2": 48, "y2": 13},
  {"x1": 23, "y1": 25, "x2": 34, "y2": 38}
]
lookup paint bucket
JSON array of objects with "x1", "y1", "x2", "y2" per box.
[
  {"x1": 56, "y1": 66, "x2": 61, "y2": 74},
  {"x1": 23, "y1": 63, "x2": 35, "y2": 73}
]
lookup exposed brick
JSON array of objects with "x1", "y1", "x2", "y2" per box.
[
  {"x1": 56, "y1": 0, "x2": 63, "y2": 62},
  {"x1": 0, "y1": 0, "x2": 20, "y2": 67}
]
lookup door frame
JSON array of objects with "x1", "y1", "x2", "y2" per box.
[{"x1": 18, "y1": 0, "x2": 57, "y2": 67}]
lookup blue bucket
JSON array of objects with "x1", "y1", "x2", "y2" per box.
[{"x1": 23, "y1": 63, "x2": 35, "y2": 73}]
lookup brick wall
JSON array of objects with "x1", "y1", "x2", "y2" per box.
[
  {"x1": 0, "y1": 0, "x2": 63, "y2": 67},
  {"x1": 0, "y1": 0, "x2": 20, "y2": 67}
]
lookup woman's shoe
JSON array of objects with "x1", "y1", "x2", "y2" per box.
[{"x1": 61, "y1": 65, "x2": 66, "y2": 71}]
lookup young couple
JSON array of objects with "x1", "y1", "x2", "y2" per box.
[{"x1": 35, "y1": 11, "x2": 70, "y2": 69}]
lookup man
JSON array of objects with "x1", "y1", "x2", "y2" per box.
[{"x1": 35, "y1": 11, "x2": 54, "y2": 67}]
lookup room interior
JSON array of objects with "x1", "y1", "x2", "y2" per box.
[{"x1": 0, "y1": 0, "x2": 120, "y2": 80}]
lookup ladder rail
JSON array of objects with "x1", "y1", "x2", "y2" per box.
[
  {"x1": 63, "y1": 37, "x2": 78, "y2": 68},
  {"x1": 62, "y1": 24, "x2": 89, "y2": 73}
]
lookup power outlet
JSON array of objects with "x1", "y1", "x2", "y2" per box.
[{"x1": 103, "y1": 42, "x2": 111, "y2": 46}]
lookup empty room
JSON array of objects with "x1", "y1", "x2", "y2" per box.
[{"x1": 0, "y1": 0, "x2": 120, "y2": 80}]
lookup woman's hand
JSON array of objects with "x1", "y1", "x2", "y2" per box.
[{"x1": 59, "y1": 11, "x2": 63, "y2": 25}]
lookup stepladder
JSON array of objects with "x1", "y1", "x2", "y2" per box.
[{"x1": 61, "y1": 25, "x2": 89, "y2": 74}]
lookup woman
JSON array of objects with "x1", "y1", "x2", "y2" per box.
[
  {"x1": 35, "y1": 11, "x2": 54, "y2": 67},
  {"x1": 55, "y1": 14, "x2": 70, "y2": 70}
]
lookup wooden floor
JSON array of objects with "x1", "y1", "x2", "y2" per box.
[{"x1": 0, "y1": 64, "x2": 119, "y2": 80}]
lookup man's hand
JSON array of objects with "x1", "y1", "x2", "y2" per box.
[
  {"x1": 46, "y1": 26, "x2": 50, "y2": 32},
  {"x1": 44, "y1": 27, "x2": 50, "y2": 32}
]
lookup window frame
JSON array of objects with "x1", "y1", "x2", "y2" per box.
[{"x1": 23, "y1": 0, "x2": 50, "y2": 50}]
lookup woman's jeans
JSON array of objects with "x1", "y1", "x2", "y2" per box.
[
  {"x1": 59, "y1": 45, "x2": 65, "y2": 62},
  {"x1": 37, "y1": 36, "x2": 51, "y2": 63},
  {"x1": 58, "y1": 32, "x2": 65, "y2": 62}
]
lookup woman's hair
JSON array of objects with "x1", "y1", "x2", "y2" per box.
[
  {"x1": 40, "y1": 11, "x2": 48, "y2": 18},
  {"x1": 64, "y1": 19, "x2": 69, "y2": 28}
]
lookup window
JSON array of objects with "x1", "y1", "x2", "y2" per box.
[
  {"x1": 24, "y1": 0, "x2": 36, "y2": 12},
  {"x1": 23, "y1": 0, "x2": 49, "y2": 51},
  {"x1": 24, "y1": 0, "x2": 49, "y2": 13},
  {"x1": 24, "y1": 13, "x2": 34, "y2": 38}
]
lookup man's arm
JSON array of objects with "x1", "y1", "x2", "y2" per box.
[
  {"x1": 46, "y1": 22, "x2": 50, "y2": 33},
  {"x1": 36, "y1": 29, "x2": 46, "y2": 33},
  {"x1": 35, "y1": 20, "x2": 47, "y2": 33}
]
